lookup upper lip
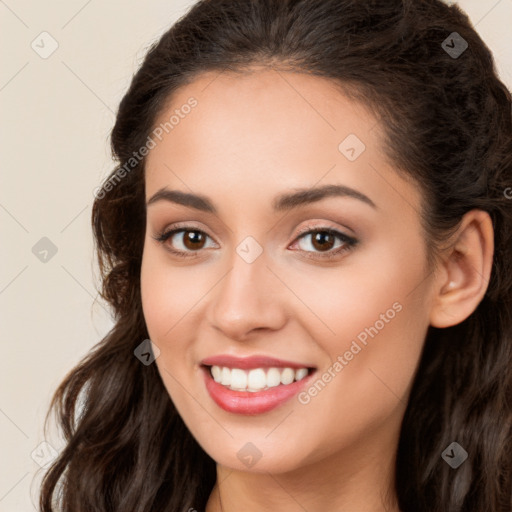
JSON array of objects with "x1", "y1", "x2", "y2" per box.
[{"x1": 201, "y1": 354, "x2": 315, "y2": 370}]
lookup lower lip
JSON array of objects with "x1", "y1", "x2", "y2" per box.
[{"x1": 202, "y1": 366, "x2": 315, "y2": 415}]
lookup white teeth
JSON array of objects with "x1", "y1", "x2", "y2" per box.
[
  {"x1": 295, "y1": 368, "x2": 308, "y2": 381},
  {"x1": 230, "y1": 368, "x2": 247, "y2": 390},
  {"x1": 247, "y1": 368, "x2": 266, "y2": 391},
  {"x1": 210, "y1": 365, "x2": 311, "y2": 391},
  {"x1": 280, "y1": 367, "x2": 295, "y2": 385},
  {"x1": 211, "y1": 365, "x2": 222, "y2": 382},
  {"x1": 221, "y1": 367, "x2": 231, "y2": 386},
  {"x1": 266, "y1": 367, "x2": 281, "y2": 388}
]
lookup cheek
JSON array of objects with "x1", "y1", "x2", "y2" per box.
[
  {"x1": 296, "y1": 302, "x2": 427, "y2": 460},
  {"x1": 140, "y1": 246, "x2": 203, "y2": 342},
  {"x1": 140, "y1": 254, "x2": 171, "y2": 341},
  {"x1": 140, "y1": 245, "x2": 215, "y2": 395},
  {"x1": 284, "y1": 234, "x2": 428, "y2": 354},
  {"x1": 288, "y1": 238, "x2": 429, "y2": 408},
  {"x1": 140, "y1": 248, "x2": 203, "y2": 417}
]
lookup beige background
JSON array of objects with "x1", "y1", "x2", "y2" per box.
[{"x1": 1, "y1": 1, "x2": 511, "y2": 510}]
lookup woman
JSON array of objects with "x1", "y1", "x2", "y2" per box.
[{"x1": 39, "y1": 0, "x2": 512, "y2": 510}]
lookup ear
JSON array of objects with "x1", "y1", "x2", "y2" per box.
[{"x1": 429, "y1": 209, "x2": 494, "y2": 328}]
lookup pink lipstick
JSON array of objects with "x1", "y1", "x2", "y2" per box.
[{"x1": 201, "y1": 355, "x2": 316, "y2": 415}]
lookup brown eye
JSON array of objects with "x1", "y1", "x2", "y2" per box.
[
  {"x1": 297, "y1": 229, "x2": 346, "y2": 253},
  {"x1": 292, "y1": 227, "x2": 358, "y2": 260},
  {"x1": 154, "y1": 227, "x2": 217, "y2": 256},
  {"x1": 309, "y1": 231, "x2": 336, "y2": 252},
  {"x1": 181, "y1": 230, "x2": 207, "y2": 250}
]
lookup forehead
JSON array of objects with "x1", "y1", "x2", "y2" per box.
[
  {"x1": 150, "y1": 67, "x2": 382, "y2": 157},
  {"x1": 144, "y1": 68, "x2": 422, "y2": 217}
]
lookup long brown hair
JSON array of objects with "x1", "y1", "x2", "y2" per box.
[{"x1": 39, "y1": 1, "x2": 512, "y2": 510}]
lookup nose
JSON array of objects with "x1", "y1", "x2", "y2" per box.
[{"x1": 208, "y1": 247, "x2": 287, "y2": 341}]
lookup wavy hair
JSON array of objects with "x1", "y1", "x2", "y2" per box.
[{"x1": 39, "y1": 0, "x2": 512, "y2": 510}]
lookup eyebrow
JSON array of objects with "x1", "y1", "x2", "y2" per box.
[{"x1": 146, "y1": 184, "x2": 377, "y2": 212}]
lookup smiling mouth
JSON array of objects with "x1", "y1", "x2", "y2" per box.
[
  {"x1": 201, "y1": 363, "x2": 317, "y2": 415},
  {"x1": 202, "y1": 364, "x2": 316, "y2": 392}
]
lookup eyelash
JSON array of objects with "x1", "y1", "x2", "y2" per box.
[{"x1": 152, "y1": 223, "x2": 358, "y2": 261}]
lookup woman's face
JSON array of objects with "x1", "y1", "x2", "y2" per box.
[{"x1": 141, "y1": 68, "x2": 435, "y2": 474}]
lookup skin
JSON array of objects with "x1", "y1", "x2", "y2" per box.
[{"x1": 140, "y1": 67, "x2": 494, "y2": 512}]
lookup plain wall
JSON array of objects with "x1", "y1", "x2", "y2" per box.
[{"x1": 1, "y1": 1, "x2": 511, "y2": 510}]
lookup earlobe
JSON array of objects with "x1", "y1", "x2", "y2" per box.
[{"x1": 429, "y1": 209, "x2": 494, "y2": 329}]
